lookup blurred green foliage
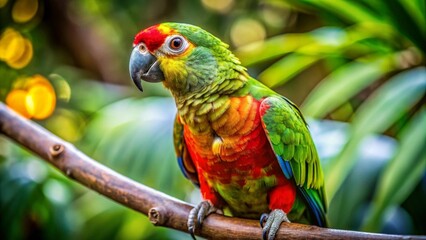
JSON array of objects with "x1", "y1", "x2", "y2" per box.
[{"x1": 1, "y1": 0, "x2": 425, "y2": 239}]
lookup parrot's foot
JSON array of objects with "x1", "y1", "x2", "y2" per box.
[
  {"x1": 188, "y1": 201, "x2": 218, "y2": 240},
  {"x1": 259, "y1": 209, "x2": 290, "y2": 240}
]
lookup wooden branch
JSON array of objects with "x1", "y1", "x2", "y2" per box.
[{"x1": 0, "y1": 102, "x2": 423, "y2": 240}]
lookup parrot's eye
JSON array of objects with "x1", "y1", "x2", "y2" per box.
[
  {"x1": 138, "y1": 43, "x2": 147, "y2": 54},
  {"x1": 170, "y1": 37, "x2": 183, "y2": 49},
  {"x1": 165, "y1": 35, "x2": 188, "y2": 54}
]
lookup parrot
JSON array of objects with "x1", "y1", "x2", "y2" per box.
[{"x1": 129, "y1": 22, "x2": 327, "y2": 239}]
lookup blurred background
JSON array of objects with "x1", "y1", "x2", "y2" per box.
[{"x1": 0, "y1": 0, "x2": 425, "y2": 239}]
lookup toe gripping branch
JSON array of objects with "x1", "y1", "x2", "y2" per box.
[
  {"x1": 188, "y1": 201, "x2": 218, "y2": 240},
  {"x1": 260, "y1": 209, "x2": 290, "y2": 240}
]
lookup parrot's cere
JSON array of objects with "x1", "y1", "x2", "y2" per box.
[{"x1": 129, "y1": 23, "x2": 327, "y2": 239}]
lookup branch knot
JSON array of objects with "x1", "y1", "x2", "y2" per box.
[
  {"x1": 149, "y1": 207, "x2": 166, "y2": 226},
  {"x1": 49, "y1": 144, "x2": 64, "y2": 158}
]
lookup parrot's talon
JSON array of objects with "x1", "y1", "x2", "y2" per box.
[
  {"x1": 262, "y1": 228, "x2": 269, "y2": 240},
  {"x1": 188, "y1": 207, "x2": 198, "y2": 239},
  {"x1": 260, "y1": 213, "x2": 268, "y2": 228},
  {"x1": 197, "y1": 201, "x2": 208, "y2": 225},
  {"x1": 187, "y1": 201, "x2": 217, "y2": 239},
  {"x1": 189, "y1": 228, "x2": 196, "y2": 240},
  {"x1": 260, "y1": 209, "x2": 290, "y2": 240}
]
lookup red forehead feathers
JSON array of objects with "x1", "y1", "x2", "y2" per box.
[{"x1": 133, "y1": 25, "x2": 171, "y2": 52}]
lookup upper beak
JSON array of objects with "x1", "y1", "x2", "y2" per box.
[{"x1": 129, "y1": 46, "x2": 164, "y2": 92}]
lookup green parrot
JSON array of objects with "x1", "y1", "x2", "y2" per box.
[{"x1": 129, "y1": 22, "x2": 327, "y2": 239}]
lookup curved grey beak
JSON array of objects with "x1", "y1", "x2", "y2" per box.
[{"x1": 129, "y1": 47, "x2": 164, "y2": 92}]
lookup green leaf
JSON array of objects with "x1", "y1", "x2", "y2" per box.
[
  {"x1": 259, "y1": 53, "x2": 319, "y2": 87},
  {"x1": 399, "y1": 0, "x2": 426, "y2": 31},
  {"x1": 351, "y1": 67, "x2": 426, "y2": 136},
  {"x1": 300, "y1": 0, "x2": 383, "y2": 24},
  {"x1": 361, "y1": 108, "x2": 426, "y2": 232},
  {"x1": 235, "y1": 34, "x2": 315, "y2": 66},
  {"x1": 302, "y1": 54, "x2": 395, "y2": 118},
  {"x1": 326, "y1": 133, "x2": 396, "y2": 229},
  {"x1": 380, "y1": 0, "x2": 426, "y2": 54},
  {"x1": 325, "y1": 67, "x2": 426, "y2": 199}
]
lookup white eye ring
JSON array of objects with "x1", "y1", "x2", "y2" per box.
[
  {"x1": 138, "y1": 43, "x2": 148, "y2": 54},
  {"x1": 165, "y1": 35, "x2": 189, "y2": 54}
]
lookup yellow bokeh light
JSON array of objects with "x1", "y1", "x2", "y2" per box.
[
  {"x1": 7, "y1": 38, "x2": 33, "y2": 69},
  {"x1": 6, "y1": 89, "x2": 32, "y2": 118},
  {"x1": 5, "y1": 75, "x2": 56, "y2": 120},
  {"x1": 0, "y1": 0, "x2": 7, "y2": 8},
  {"x1": 202, "y1": 0, "x2": 234, "y2": 14},
  {"x1": 25, "y1": 74, "x2": 54, "y2": 91},
  {"x1": 12, "y1": 0, "x2": 38, "y2": 23},
  {"x1": 0, "y1": 28, "x2": 24, "y2": 60},
  {"x1": 26, "y1": 85, "x2": 56, "y2": 119},
  {"x1": 45, "y1": 109, "x2": 83, "y2": 142},
  {"x1": 0, "y1": 28, "x2": 33, "y2": 69},
  {"x1": 230, "y1": 18, "x2": 266, "y2": 47}
]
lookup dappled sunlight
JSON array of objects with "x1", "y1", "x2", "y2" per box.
[
  {"x1": 0, "y1": 0, "x2": 7, "y2": 8},
  {"x1": 0, "y1": 27, "x2": 33, "y2": 69},
  {"x1": 6, "y1": 75, "x2": 56, "y2": 120},
  {"x1": 5, "y1": 89, "x2": 30, "y2": 118},
  {"x1": 201, "y1": 0, "x2": 234, "y2": 14},
  {"x1": 12, "y1": 0, "x2": 38, "y2": 23},
  {"x1": 230, "y1": 18, "x2": 266, "y2": 47}
]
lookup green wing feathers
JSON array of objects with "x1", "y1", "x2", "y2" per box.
[
  {"x1": 259, "y1": 96, "x2": 327, "y2": 226},
  {"x1": 260, "y1": 97, "x2": 324, "y2": 188}
]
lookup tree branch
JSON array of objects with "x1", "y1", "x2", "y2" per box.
[{"x1": 0, "y1": 102, "x2": 423, "y2": 240}]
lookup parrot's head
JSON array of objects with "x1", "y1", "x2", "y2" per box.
[{"x1": 129, "y1": 22, "x2": 245, "y2": 96}]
